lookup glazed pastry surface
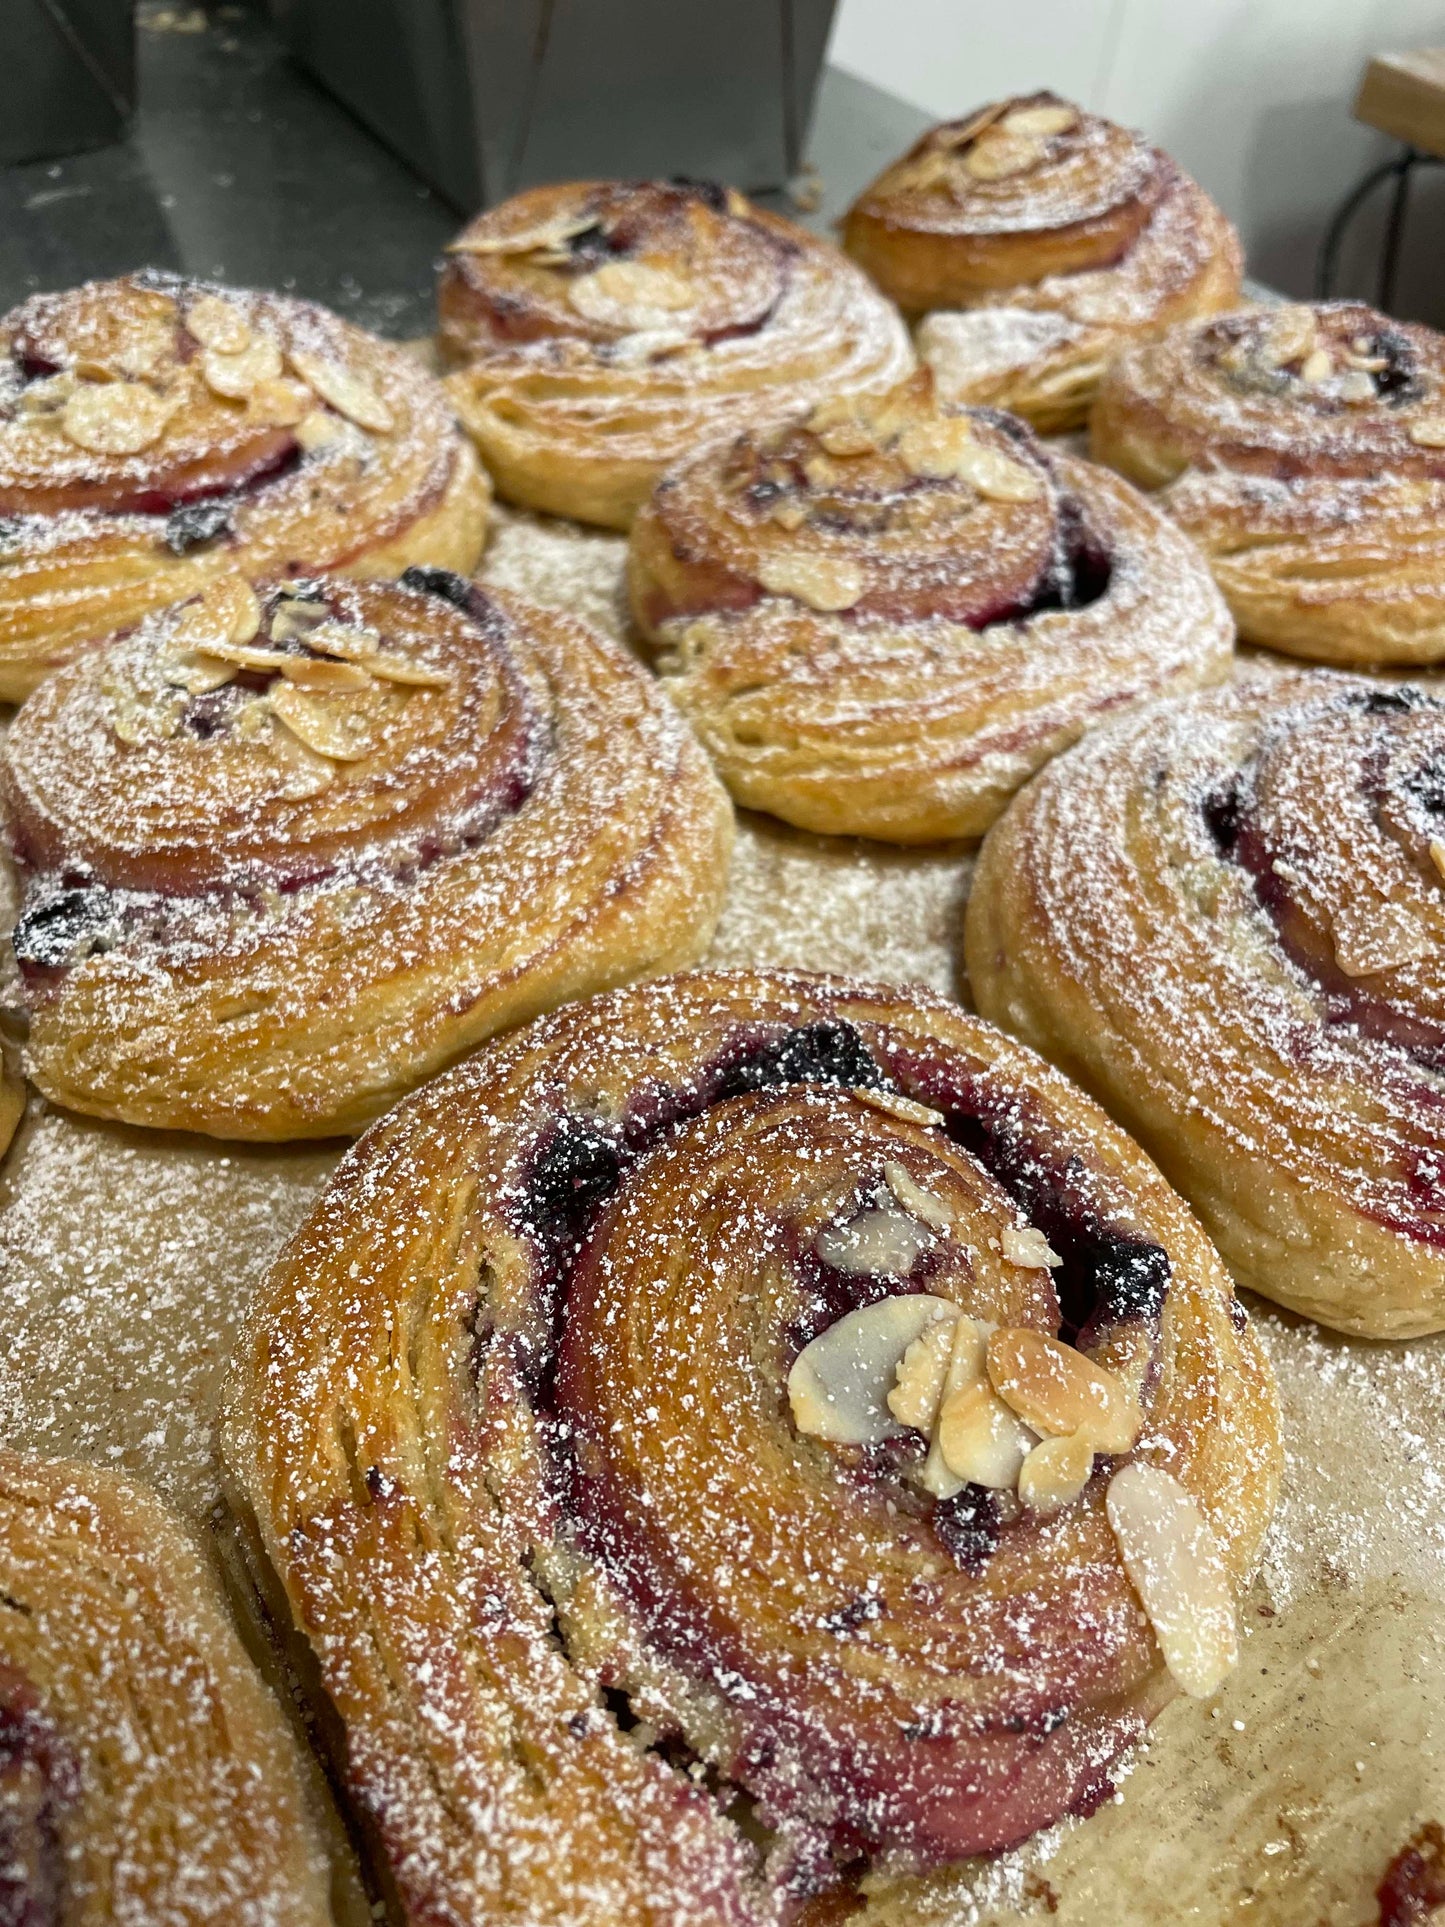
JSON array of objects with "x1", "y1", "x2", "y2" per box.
[
  {"x1": 628, "y1": 374, "x2": 1233, "y2": 841},
  {"x1": 0, "y1": 1448, "x2": 332, "y2": 1925},
  {"x1": 223, "y1": 967, "x2": 1279, "y2": 1924},
  {"x1": 843, "y1": 94, "x2": 1241, "y2": 433},
  {"x1": 439, "y1": 178, "x2": 914, "y2": 529},
  {"x1": 1092, "y1": 301, "x2": 1445, "y2": 664},
  {"x1": 967, "y1": 673, "x2": 1445, "y2": 1337},
  {"x1": 2, "y1": 568, "x2": 732, "y2": 1139},
  {"x1": 0, "y1": 272, "x2": 489, "y2": 701}
]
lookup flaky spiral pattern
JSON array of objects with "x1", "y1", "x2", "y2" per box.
[
  {"x1": 628, "y1": 376, "x2": 1233, "y2": 840},
  {"x1": 223, "y1": 968, "x2": 1278, "y2": 1924},
  {"x1": 1092, "y1": 301, "x2": 1445, "y2": 665},
  {"x1": 0, "y1": 272, "x2": 489, "y2": 701},
  {"x1": 966, "y1": 673, "x2": 1445, "y2": 1336},
  {"x1": 843, "y1": 95, "x2": 1242, "y2": 432},
  {"x1": 2, "y1": 569, "x2": 731, "y2": 1139},
  {"x1": 0, "y1": 1449, "x2": 330, "y2": 1925},
  {"x1": 439, "y1": 179, "x2": 914, "y2": 529}
]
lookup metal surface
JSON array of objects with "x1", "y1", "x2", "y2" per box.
[
  {"x1": 1, "y1": 0, "x2": 136, "y2": 167},
  {"x1": 273, "y1": 0, "x2": 839, "y2": 212},
  {"x1": 0, "y1": 3, "x2": 928, "y2": 335}
]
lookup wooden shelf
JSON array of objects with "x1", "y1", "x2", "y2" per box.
[{"x1": 1355, "y1": 49, "x2": 1445, "y2": 158}]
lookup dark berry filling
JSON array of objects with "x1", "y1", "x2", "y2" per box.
[{"x1": 10, "y1": 886, "x2": 116, "y2": 974}]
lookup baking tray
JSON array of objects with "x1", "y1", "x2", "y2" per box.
[{"x1": 0, "y1": 505, "x2": 1441, "y2": 1924}]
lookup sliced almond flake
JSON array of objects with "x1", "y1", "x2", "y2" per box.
[
  {"x1": 769, "y1": 497, "x2": 810, "y2": 532},
  {"x1": 787, "y1": 1294, "x2": 960, "y2": 1445},
  {"x1": 1000, "y1": 104, "x2": 1078, "y2": 137},
  {"x1": 896, "y1": 416, "x2": 976, "y2": 480},
  {"x1": 817, "y1": 420, "x2": 878, "y2": 458},
  {"x1": 1106, "y1": 1462, "x2": 1239, "y2": 1699},
  {"x1": 268, "y1": 721, "x2": 336, "y2": 799},
  {"x1": 295, "y1": 408, "x2": 347, "y2": 454},
  {"x1": 1259, "y1": 307, "x2": 1318, "y2": 368},
  {"x1": 186, "y1": 294, "x2": 253, "y2": 354},
  {"x1": 853, "y1": 1086, "x2": 945, "y2": 1130},
  {"x1": 937, "y1": 1380, "x2": 1037, "y2": 1489},
  {"x1": 294, "y1": 618, "x2": 380, "y2": 660},
  {"x1": 1338, "y1": 370, "x2": 1377, "y2": 405},
  {"x1": 891, "y1": 148, "x2": 958, "y2": 194},
  {"x1": 888, "y1": 1313, "x2": 959, "y2": 1431},
  {"x1": 1430, "y1": 837, "x2": 1445, "y2": 881},
  {"x1": 965, "y1": 131, "x2": 1046, "y2": 180},
  {"x1": 288, "y1": 351, "x2": 395, "y2": 434},
  {"x1": 1332, "y1": 901, "x2": 1430, "y2": 977},
  {"x1": 1019, "y1": 1431, "x2": 1094, "y2": 1514},
  {"x1": 267, "y1": 682, "x2": 371, "y2": 762},
  {"x1": 366, "y1": 652, "x2": 452, "y2": 689},
  {"x1": 816, "y1": 1204, "x2": 934, "y2": 1278},
  {"x1": 1298, "y1": 348, "x2": 1332, "y2": 385},
  {"x1": 275, "y1": 655, "x2": 373, "y2": 693},
  {"x1": 988, "y1": 1326, "x2": 1142, "y2": 1453},
  {"x1": 60, "y1": 381, "x2": 174, "y2": 455},
  {"x1": 756, "y1": 552, "x2": 865, "y2": 613},
  {"x1": 726, "y1": 188, "x2": 752, "y2": 218},
  {"x1": 883, "y1": 1161, "x2": 952, "y2": 1233},
  {"x1": 1001, "y1": 1225, "x2": 1062, "y2": 1270},
  {"x1": 609, "y1": 329, "x2": 693, "y2": 365},
  {"x1": 202, "y1": 336, "x2": 284, "y2": 401},
  {"x1": 17, "y1": 373, "x2": 77, "y2": 418},
  {"x1": 1408, "y1": 417, "x2": 1445, "y2": 449},
  {"x1": 191, "y1": 638, "x2": 293, "y2": 673},
  {"x1": 173, "y1": 575, "x2": 262, "y2": 650},
  {"x1": 1342, "y1": 351, "x2": 1388, "y2": 373},
  {"x1": 446, "y1": 212, "x2": 600, "y2": 257},
  {"x1": 950, "y1": 442, "x2": 1045, "y2": 502},
  {"x1": 917, "y1": 1313, "x2": 991, "y2": 1498},
  {"x1": 269, "y1": 599, "x2": 333, "y2": 643},
  {"x1": 246, "y1": 378, "x2": 312, "y2": 427},
  {"x1": 940, "y1": 101, "x2": 1011, "y2": 149},
  {"x1": 164, "y1": 653, "x2": 238, "y2": 695}
]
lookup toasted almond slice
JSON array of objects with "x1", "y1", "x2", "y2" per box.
[
  {"x1": 1001, "y1": 104, "x2": 1078, "y2": 138},
  {"x1": 937, "y1": 1380, "x2": 1037, "y2": 1489},
  {"x1": 446, "y1": 212, "x2": 600, "y2": 257},
  {"x1": 1430, "y1": 836, "x2": 1445, "y2": 880},
  {"x1": 609, "y1": 329, "x2": 693, "y2": 365},
  {"x1": 1332, "y1": 902, "x2": 1430, "y2": 977},
  {"x1": 0, "y1": 1060, "x2": 25, "y2": 1163},
  {"x1": 988, "y1": 1326, "x2": 1142, "y2": 1453},
  {"x1": 268, "y1": 721, "x2": 336, "y2": 799},
  {"x1": 269, "y1": 598, "x2": 333, "y2": 643},
  {"x1": 817, "y1": 420, "x2": 878, "y2": 458},
  {"x1": 940, "y1": 101, "x2": 1011, "y2": 150},
  {"x1": 918, "y1": 1312, "x2": 992, "y2": 1498},
  {"x1": 299, "y1": 620, "x2": 381, "y2": 661},
  {"x1": 191, "y1": 638, "x2": 292, "y2": 672},
  {"x1": 202, "y1": 336, "x2": 284, "y2": 401},
  {"x1": 295, "y1": 408, "x2": 348, "y2": 453},
  {"x1": 891, "y1": 147, "x2": 960, "y2": 194},
  {"x1": 853, "y1": 1086, "x2": 945, "y2": 1130},
  {"x1": 276, "y1": 654, "x2": 373, "y2": 692},
  {"x1": 1298, "y1": 348, "x2": 1332, "y2": 384},
  {"x1": 165, "y1": 653, "x2": 238, "y2": 694},
  {"x1": 60, "y1": 381, "x2": 174, "y2": 455},
  {"x1": 965, "y1": 132, "x2": 1046, "y2": 180},
  {"x1": 756, "y1": 552, "x2": 865, "y2": 613},
  {"x1": 769, "y1": 497, "x2": 810, "y2": 531},
  {"x1": 366, "y1": 652, "x2": 452, "y2": 689},
  {"x1": 1001, "y1": 1225, "x2": 1062, "y2": 1270},
  {"x1": 888, "y1": 1313, "x2": 959, "y2": 1431},
  {"x1": 816, "y1": 1204, "x2": 935, "y2": 1278},
  {"x1": 174, "y1": 575, "x2": 262, "y2": 649},
  {"x1": 186, "y1": 293, "x2": 252, "y2": 354},
  {"x1": 17, "y1": 372, "x2": 77, "y2": 417},
  {"x1": 884, "y1": 1161, "x2": 952, "y2": 1233},
  {"x1": 1106, "y1": 1462, "x2": 1238, "y2": 1698},
  {"x1": 896, "y1": 415, "x2": 976, "y2": 480},
  {"x1": 1338, "y1": 370, "x2": 1377, "y2": 405},
  {"x1": 951, "y1": 442, "x2": 1044, "y2": 502},
  {"x1": 569, "y1": 261, "x2": 696, "y2": 324},
  {"x1": 289, "y1": 351, "x2": 395, "y2": 434},
  {"x1": 788, "y1": 1294, "x2": 961, "y2": 1445},
  {"x1": 246, "y1": 377, "x2": 312, "y2": 427},
  {"x1": 268, "y1": 682, "x2": 372, "y2": 762},
  {"x1": 1409, "y1": 416, "x2": 1445, "y2": 449},
  {"x1": 1019, "y1": 1431, "x2": 1094, "y2": 1514},
  {"x1": 1342, "y1": 350, "x2": 1388, "y2": 373},
  {"x1": 1259, "y1": 306, "x2": 1317, "y2": 368}
]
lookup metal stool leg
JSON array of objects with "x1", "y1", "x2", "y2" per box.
[{"x1": 1379, "y1": 147, "x2": 1419, "y2": 311}]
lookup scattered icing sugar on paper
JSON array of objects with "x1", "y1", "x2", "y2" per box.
[{"x1": 0, "y1": 505, "x2": 1440, "y2": 1923}]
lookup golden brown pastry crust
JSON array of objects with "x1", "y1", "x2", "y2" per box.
[
  {"x1": 0, "y1": 273, "x2": 489, "y2": 701},
  {"x1": 223, "y1": 967, "x2": 1279, "y2": 1924},
  {"x1": 438, "y1": 179, "x2": 914, "y2": 529},
  {"x1": 2, "y1": 569, "x2": 732, "y2": 1139},
  {"x1": 627, "y1": 375, "x2": 1233, "y2": 841},
  {"x1": 1091, "y1": 301, "x2": 1445, "y2": 665},
  {"x1": 0, "y1": 1447, "x2": 332, "y2": 1925},
  {"x1": 966, "y1": 672, "x2": 1445, "y2": 1337},
  {"x1": 843, "y1": 94, "x2": 1242, "y2": 433}
]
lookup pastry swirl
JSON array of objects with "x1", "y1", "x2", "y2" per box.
[
  {"x1": 439, "y1": 178, "x2": 914, "y2": 529},
  {"x1": 0, "y1": 1448, "x2": 331, "y2": 1924},
  {"x1": 2, "y1": 568, "x2": 731, "y2": 1139},
  {"x1": 966, "y1": 672, "x2": 1445, "y2": 1336},
  {"x1": 628, "y1": 375, "x2": 1233, "y2": 840},
  {"x1": 1091, "y1": 301, "x2": 1445, "y2": 665},
  {"x1": 0, "y1": 272, "x2": 489, "y2": 700},
  {"x1": 223, "y1": 968, "x2": 1279, "y2": 1922},
  {"x1": 843, "y1": 94, "x2": 1241, "y2": 432}
]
